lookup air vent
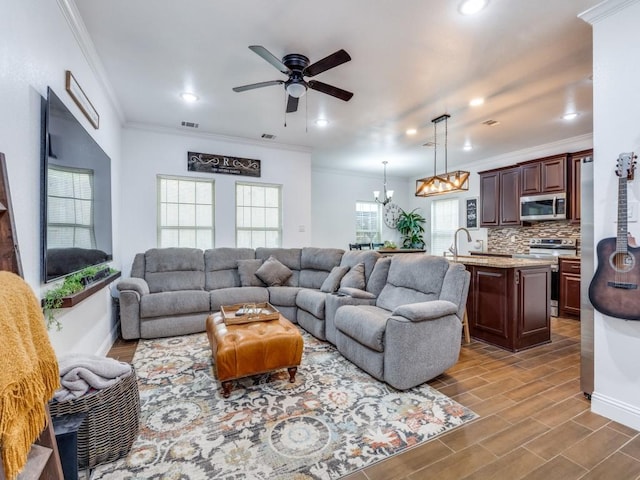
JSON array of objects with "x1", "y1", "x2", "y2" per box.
[
  {"x1": 261, "y1": 133, "x2": 277, "y2": 140},
  {"x1": 422, "y1": 141, "x2": 437, "y2": 147},
  {"x1": 482, "y1": 119, "x2": 500, "y2": 127},
  {"x1": 181, "y1": 121, "x2": 199, "y2": 128}
]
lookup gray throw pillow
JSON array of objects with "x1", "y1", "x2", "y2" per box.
[
  {"x1": 237, "y1": 259, "x2": 264, "y2": 287},
  {"x1": 255, "y1": 256, "x2": 293, "y2": 286},
  {"x1": 320, "y1": 265, "x2": 350, "y2": 293},
  {"x1": 340, "y1": 262, "x2": 366, "y2": 290}
]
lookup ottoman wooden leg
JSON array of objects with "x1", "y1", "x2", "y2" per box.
[
  {"x1": 287, "y1": 366, "x2": 297, "y2": 383},
  {"x1": 221, "y1": 381, "x2": 233, "y2": 398}
]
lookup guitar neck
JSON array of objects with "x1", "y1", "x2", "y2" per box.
[{"x1": 617, "y1": 175, "x2": 628, "y2": 253}]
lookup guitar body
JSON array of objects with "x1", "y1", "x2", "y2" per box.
[{"x1": 589, "y1": 237, "x2": 640, "y2": 320}]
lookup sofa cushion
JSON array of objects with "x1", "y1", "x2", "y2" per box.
[
  {"x1": 340, "y1": 263, "x2": 366, "y2": 290},
  {"x1": 296, "y1": 289, "x2": 327, "y2": 318},
  {"x1": 256, "y1": 248, "x2": 301, "y2": 286},
  {"x1": 210, "y1": 287, "x2": 269, "y2": 312},
  {"x1": 144, "y1": 248, "x2": 205, "y2": 293},
  {"x1": 334, "y1": 305, "x2": 389, "y2": 353},
  {"x1": 256, "y1": 256, "x2": 293, "y2": 286},
  {"x1": 301, "y1": 247, "x2": 344, "y2": 271},
  {"x1": 340, "y1": 250, "x2": 380, "y2": 285},
  {"x1": 268, "y1": 286, "x2": 301, "y2": 307},
  {"x1": 205, "y1": 248, "x2": 255, "y2": 290},
  {"x1": 320, "y1": 266, "x2": 349, "y2": 293},
  {"x1": 237, "y1": 259, "x2": 265, "y2": 287},
  {"x1": 366, "y1": 256, "x2": 391, "y2": 296},
  {"x1": 140, "y1": 290, "x2": 210, "y2": 318}
]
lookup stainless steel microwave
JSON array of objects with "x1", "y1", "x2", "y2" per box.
[{"x1": 519, "y1": 193, "x2": 566, "y2": 221}]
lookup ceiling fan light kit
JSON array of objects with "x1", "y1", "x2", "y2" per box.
[
  {"x1": 415, "y1": 114, "x2": 470, "y2": 197},
  {"x1": 232, "y1": 46, "x2": 353, "y2": 114}
]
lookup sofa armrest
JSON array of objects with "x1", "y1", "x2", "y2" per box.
[
  {"x1": 325, "y1": 290, "x2": 377, "y2": 345},
  {"x1": 337, "y1": 287, "x2": 376, "y2": 300},
  {"x1": 391, "y1": 300, "x2": 458, "y2": 322},
  {"x1": 117, "y1": 277, "x2": 150, "y2": 297}
]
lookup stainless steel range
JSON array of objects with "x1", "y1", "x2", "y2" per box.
[{"x1": 515, "y1": 238, "x2": 578, "y2": 317}]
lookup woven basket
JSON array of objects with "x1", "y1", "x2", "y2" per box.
[{"x1": 49, "y1": 366, "x2": 140, "y2": 469}]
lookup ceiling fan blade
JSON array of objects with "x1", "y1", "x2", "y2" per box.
[
  {"x1": 308, "y1": 80, "x2": 353, "y2": 101},
  {"x1": 248, "y1": 45, "x2": 290, "y2": 74},
  {"x1": 304, "y1": 49, "x2": 351, "y2": 77},
  {"x1": 286, "y1": 95, "x2": 299, "y2": 113},
  {"x1": 233, "y1": 80, "x2": 284, "y2": 92}
]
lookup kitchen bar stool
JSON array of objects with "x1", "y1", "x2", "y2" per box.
[{"x1": 462, "y1": 309, "x2": 471, "y2": 344}]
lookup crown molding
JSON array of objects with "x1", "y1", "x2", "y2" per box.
[
  {"x1": 579, "y1": 0, "x2": 640, "y2": 24},
  {"x1": 56, "y1": 0, "x2": 125, "y2": 123},
  {"x1": 123, "y1": 122, "x2": 313, "y2": 154}
]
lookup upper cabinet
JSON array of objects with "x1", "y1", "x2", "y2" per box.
[
  {"x1": 520, "y1": 154, "x2": 567, "y2": 195},
  {"x1": 569, "y1": 149, "x2": 592, "y2": 223},
  {"x1": 479, "y1": 166, "x2": 520, "y2": 227}
]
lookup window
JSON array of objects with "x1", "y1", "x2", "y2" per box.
[
  {"x1": 431, "y1": 198, "x2": 460, "y2": 256},
  {"x1": 157, "y1": 175, "x2": 214, "y2": 248},
  {"x1": 236, "y1": 182, "x2": 282, "y2": 248},
  {"x1": 47, "y1": 166, "x2": 96, "y2": 249},
  {"x1": 355, "y1": 201, "x2": 381, "y2": 244}
]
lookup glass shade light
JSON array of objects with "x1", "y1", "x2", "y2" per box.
[
  {"x1": 374, "y1": 161, "x2": 394, "y2": 205},
  {"x1": 285, "y1": 81, "x2": 307, "y2": 98}
]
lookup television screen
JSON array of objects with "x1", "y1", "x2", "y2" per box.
[{"x1": 41, "y1": 87, "x2": 113, "y2": 283}]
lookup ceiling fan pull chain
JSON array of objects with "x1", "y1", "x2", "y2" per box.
[
  {"x1": 284, "y1": 92, "x2": 287, "y2": 127},
  {"x1": 305, "y1": 94, "x2": 308, "y2": 133}
]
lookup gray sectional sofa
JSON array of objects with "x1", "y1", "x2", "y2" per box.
[{"x1": 117, "y1": 247, "x2": 470, "y2": 390}]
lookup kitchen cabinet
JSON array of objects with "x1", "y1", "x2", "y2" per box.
[
  {"x1": 569, "y1": 150, "x2": 592, "y2": 223},
  {"x1": 465, "y1": 263, "x2": 551, "y2": 351},
  {"x1": 559, "y1": 257, "x2": 581, "y2": 317},
  {"x1": 520, "y1": 154, "x2": 567, "y2": 195},
  {"x1": 479, "y1": 166, "x2": 520, "y2": 227}
]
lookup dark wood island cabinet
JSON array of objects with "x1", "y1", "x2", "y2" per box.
[{"x1": 455, "y1": 256, "x2": 553, "y2": 352}]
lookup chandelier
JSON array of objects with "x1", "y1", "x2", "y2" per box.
[
  {"x1": 373, "y1": 161, "x2": 394, "y2": 205},
  {"x1": 415, "y1": 114, "x2": 470, "y2": 197}
]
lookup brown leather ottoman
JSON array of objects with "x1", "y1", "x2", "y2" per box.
[{"x1": 206, "y1": 312, "x2": 304, "y2": 398}]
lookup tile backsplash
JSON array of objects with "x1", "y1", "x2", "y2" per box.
[{"x1": 487, "y1": 221, "x2": 581, "y2": 255}]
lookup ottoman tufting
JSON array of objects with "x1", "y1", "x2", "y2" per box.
[{"x1": 206, "y1": 312, "x2": 304, "y2": 397}]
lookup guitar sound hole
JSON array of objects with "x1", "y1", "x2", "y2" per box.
[{"x1": 609, "y1": 251, "x2": 636, "y2": 273}]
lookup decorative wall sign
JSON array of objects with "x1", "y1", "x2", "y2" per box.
[
  {"x1": 465, "y1": 197, "x2": 478, "y2": 229},
  {"x1": 187, "y1": 151, "x2": 261, "y2": 177},
  {"x1": 65, "y1": 70, "x2": 99, "y2": 129}
]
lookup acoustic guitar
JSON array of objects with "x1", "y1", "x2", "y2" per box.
[{"x1": 588, "y1": 152, "x2": 640, "y2": 320}]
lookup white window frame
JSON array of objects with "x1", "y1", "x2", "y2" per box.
[
  {"x1": 431, "y1": 197, "x2": 460, "y2": 256},
  {"x1": 46, "y1": 165, "x2": 96, "y2": 249},
  {"x1": 157, "y1": 175, "x2": 215, "y2": 249},
  {"x1": 235, "y1": 181, "x2": 283, "y2": 248},
  {"x1": 355, "y1": 201, "x2": 382, "y2": 244}
]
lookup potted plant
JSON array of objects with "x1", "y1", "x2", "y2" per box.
[{"x1": 395, "y1": 208, "x2": 426, "y2": 249}]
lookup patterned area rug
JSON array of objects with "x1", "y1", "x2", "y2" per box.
[{"x1": 92, "y1": 331, "x2": 477, "y2": 479}]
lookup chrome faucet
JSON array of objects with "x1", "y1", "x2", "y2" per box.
[{"x1": 453, "y1": 227, "x2": 472, "y2": 260}]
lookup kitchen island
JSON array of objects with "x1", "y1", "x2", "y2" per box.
[{"x1": 453, "y1": 255, "x2": 555, "y2": 352}]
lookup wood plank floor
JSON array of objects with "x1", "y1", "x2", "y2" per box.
[{"x1": 107, "y1": 317, "x2": 640, "y2": 479}]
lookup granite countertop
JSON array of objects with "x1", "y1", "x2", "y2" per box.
[{"x1": 451, "y1": 255, "x2": 556, "y2": 268}]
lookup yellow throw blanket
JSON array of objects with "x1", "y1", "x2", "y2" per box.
[{"x1": 0, "y1": 271, "x2": 60, "y2": 479}]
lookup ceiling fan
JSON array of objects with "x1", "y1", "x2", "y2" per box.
[{"x1": 232, "y1": 45, "x2": 353, "y2": 113}]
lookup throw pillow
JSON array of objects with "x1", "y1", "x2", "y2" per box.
[
  {"x1": 340, "y1": 262, "x2": 366, "y2": 290},
  {"x1": 255, "y1": 256, "x2": 293, "y2": 286},
  {"x1": 237, "y1": 259, "x2": 264, "y2": 287},
  {"x1": 320, "y1": 265, "x2": 349, "y2": 293}
]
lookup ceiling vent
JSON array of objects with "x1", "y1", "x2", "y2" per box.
[
  {"x1": 482, "y1": 119, "x2": 501, "y2": 127},
  {"x1": 181, "y1": 121, "x2": 199, "y2": 128},
  {"x1": 422, "y1": 141, "x2": 437, "y2": 147},
  {"x1": 261, "y1": 133, "x2": 277, "y2": 140}
]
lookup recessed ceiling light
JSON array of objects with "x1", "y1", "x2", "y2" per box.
[
  {"x1": 459, "y1": 0, "x2": 489, "y2": 15},
  {"x1": 315, "y1": 118, "x2": 329, "y2": 127},
  {"x1": 406, "y1": 128, "x2": 417, "y2": 135},
  {"x1": 563, "y1": 112, "x2": 579, "y2": 120},
  {"x1": 463, "y1": 144, "x2": 473, "y2": 151},
  {"x1": 469, "y1": 97, "x2": 485, "y2": 107},
  {"x1": 180, "y1": 92, "x2": 199, "y2": 103}
]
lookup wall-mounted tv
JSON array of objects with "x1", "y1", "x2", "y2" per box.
[{"x1": 41, "y1": 87, "x2": 113, "y2": 283}]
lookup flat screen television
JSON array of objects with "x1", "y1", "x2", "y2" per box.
[{"x1": 41, "y1": 87, "x2": 113, "y2": 283}]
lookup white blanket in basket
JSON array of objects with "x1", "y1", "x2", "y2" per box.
[{"x1": 54, "y1": 354, "x2": 132, "y2": 402}]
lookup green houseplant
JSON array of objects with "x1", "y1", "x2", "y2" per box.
[
  {"x1": 395, "y1": 208, "x2": 426, "y2": 249},
  {"x1": 43, "y1": 266, "x2": 116, "y2": 330}
]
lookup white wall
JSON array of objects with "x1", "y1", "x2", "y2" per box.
[
  {"x1": 1, "y1": 0, "x2": 123, "y2": 355},
  {"x1": 119, "y1": 127, "x2": 312, "y2": 276},
  {"x1": 310, "y1": 168, "x2": 410, "y2": 248},
  {"x1": 582, "y1": 0, "x2": 640, "y2": 430}
]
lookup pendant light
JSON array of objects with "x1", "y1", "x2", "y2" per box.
[{"x1": 374, "y1": 161, "x2": 394, "y2": 205}]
